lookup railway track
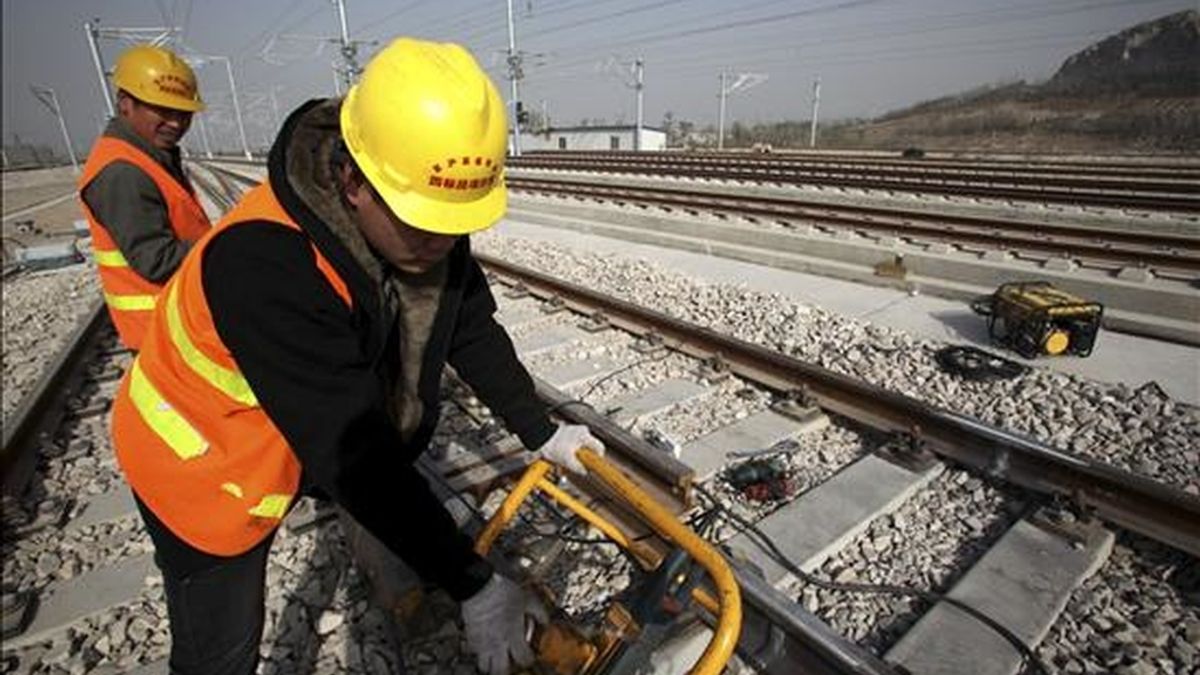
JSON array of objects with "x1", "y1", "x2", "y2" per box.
[
  {"x1": 519, "y1": 150, "x2": 1200, "y2": 179},
  {"x1": 505, "y1": 176, "x2": 1200, "y2": 278},
  {"x1": 511, "y1": 151, "x2": 1200, "y2": 214},
  {"x1": 3, "y1": 162, "x2": 1195, "y2": 674}
]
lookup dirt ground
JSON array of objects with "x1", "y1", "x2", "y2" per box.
[{"x1": 2, "y1": 166, "x2": 87, "y2": 263}]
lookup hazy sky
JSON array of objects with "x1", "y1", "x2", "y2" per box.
[{"x1": 2, "y1": 0, "x2": 1193, "y2": 156}]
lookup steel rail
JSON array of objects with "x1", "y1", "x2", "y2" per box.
[
  {"x1": 517, "y1": 151, "x2": 1200, "y2": 186},
  {"x1": 514, "y1": 155, "x2": 1200, "y2": 195},
  {"x1": 1, "y1": 300, "x2": 110, "y2": 498},
  {"x1": 477, "y1": 253, "x2": 1200, "y2": 558},
  {"x1": 511, "y1": 156, "x2": 1200, "y2": 213},
  {"x1": 508, "y1": 177, "x2": 1200, "y2": 274},
  {"x1": 202, "y1": 150, "x2": 1200, "y2": 180}
]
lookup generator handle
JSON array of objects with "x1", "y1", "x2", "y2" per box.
[{"x1": 475, "y1": 449, "x2": 742, "y2": 675}]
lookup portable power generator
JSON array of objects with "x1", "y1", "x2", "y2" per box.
[{"x1": 971, "y1": 281, "x2": 1103, "y2": 358}]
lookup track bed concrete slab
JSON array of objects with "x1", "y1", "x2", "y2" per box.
[
  {"x1": 885, "y1": 518, "x2": 1114, "y2": 675},
  {"x1": 726, "y1": 454, "x2": 944, "y2": 585}
]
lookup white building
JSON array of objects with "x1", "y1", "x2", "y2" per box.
[{"x1": 518, "y1": 125, "x2": 667, "y2": 152}]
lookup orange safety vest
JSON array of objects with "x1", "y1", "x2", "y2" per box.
[
  {"x1": 78, "y1": 137, "x2": 211, "y2": 350},
  {"x1": 111, "y1": 183, "x2": 352, "y2": 555}
]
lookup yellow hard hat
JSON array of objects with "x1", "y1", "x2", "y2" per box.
[
  {"x1": 340, "y1": 38, "x2": 507, "y2": 235},
  {"x1": 112, "y1": 44, "x2": 205, "y2": 112}
]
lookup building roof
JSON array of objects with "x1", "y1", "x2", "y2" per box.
[{"x1": 542, "y1": 125, "x2": 667, "y2": 134}]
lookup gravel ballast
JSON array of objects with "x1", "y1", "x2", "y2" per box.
[{"x1": 2, "y1": 265, "x2": 100, "y2": 422}]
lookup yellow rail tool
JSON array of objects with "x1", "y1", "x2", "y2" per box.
[{"x1": 476, "y1": 449, "x2": 742, "y2": 675}]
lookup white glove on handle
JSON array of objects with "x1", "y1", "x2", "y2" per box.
[
  {"x1": 536, "y1": 424, "x2": 605, "y2": 475},
  {"x1": 461, "y1": 574, "x2": 548, "y2": 675}
]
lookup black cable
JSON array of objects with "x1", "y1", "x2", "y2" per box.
[
  {"x1": 546, "y1": 347, "x2": 675, "y2": 417},
  {"x1": 693, "y1": 484, "x2": 1049, "y2": 675}
]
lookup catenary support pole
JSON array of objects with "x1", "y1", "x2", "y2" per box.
[
  {"x1": 268, "y1": 86, "x2": 282, "y2": 137},
  {"x1": 32, "y1": 87, "x2": 79, "y2": 172},
  {"x1": 219, "y1": 57, "x2": 252, "y2": 159},
  {"x1": 333, "y1": 0, "x2": 360, "y2": 89},
  {"x1": 506, "y1": 0, "x2": 522, "y2": 156},
  {"x1": 196, "y1": 114, "x2": 214, "y2": 159},
  {"x1": 84, "y1": 21, "x2": 115, "y2": 119},
  {"x1": 717, "y1": 72, "x2": 727, "y2": 151},
  {"x1": 332, "y1": 62, "x2": 343, "y2": 96},
  {"x1": 809, "y1": 76, "x2": 821, "y2": 148},
  {"x1": 635, "y1": 58, "x2": 644, "y2": 151}
]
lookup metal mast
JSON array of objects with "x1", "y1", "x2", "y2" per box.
[
  {"x1": 30, "y1": 86, "x2": 79, "y2": 172},
  {"x1": 716, "y1": 71, "x2": 767, "y2": 151},
  {"x1": 195, "y1": 114, "x2": 214, "y2": 159},
  {"x1": 634, "y1": 58, "x2": 644, "y2": 151},
  {"x1": 717, "y1": 72, "x2": 727, "y2": 150},
  {"x1": 333, "y1": 0, "x2": 362, "y2": 90},
  {"x1": 221, "y1": 58, "x2": 252, "y2": 159},
  {"x1": 506, "y1": 0, "x2": 523, "y2": 156},
  {"x1": 84, "y1": 21, "x2": 115, "y2": 118},
  {"x1": 809, "y1": 76, "x2": 821, "y2": 148},
  {"x1": 185, "y1": 54, "x2": 251, "y2": 159}
]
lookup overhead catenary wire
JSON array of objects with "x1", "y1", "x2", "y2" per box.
[
  {"x1": 518, "y1": 0, "x2": 1172, "y2": 83},
  {"x1": 594, "y1": 27, "x2": 1117, "y2": 83}
]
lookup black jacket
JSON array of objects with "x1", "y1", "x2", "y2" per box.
[{"x1": 201, "y1": 99, "x2": 554, "y2": 600}]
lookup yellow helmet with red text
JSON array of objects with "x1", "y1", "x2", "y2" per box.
[
  {"x1": 112, "y1": 44, "x2": 205, "y2": 112},
  {"x1": 340, "y1": 38, "x2": 508, "y2": 235}
]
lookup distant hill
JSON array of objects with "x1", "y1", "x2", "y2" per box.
[
  {"x1": 815, "y1": 10, "x2": 1199, "y2": 153},
  {"x1": 1047, "y1": 9, "x2": 1198, "y2": 96}
]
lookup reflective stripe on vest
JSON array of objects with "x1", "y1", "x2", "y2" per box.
[
  {"x1": 104, "y1": 292, "x2": 157, "y2": 311},
  {"x1": 164, "y1": 284, "x2": 258, "y2": 407},
  {"x1": 221, "y1": 483, "x2": 290, "y2": 519},
  {"x1": 127, "y1": 359, "x2": 208, "y2": 460},
  {"x1": 247, "y1": 495, "x2": 291, "y2": 519},
  {"x1": 94, "y1": 248, "x2": 129, "y2": 267}
]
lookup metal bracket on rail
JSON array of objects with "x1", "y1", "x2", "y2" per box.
[
  {"x1": 541, "y1": 295, "x2": 568, "y2": 315},
  {"x1": 876, "y1": 426, "x2": 939, "y2": 473},
  {"x1": 632, "y1": 330, "x2": 666, "y2": 355},
  {"x1": 1028, "y1": 497, "x2": 1106, "y2": 550},
  {"x1": 695, "y1": 354, "x2": 730, "y2": 383},
  {"x1": 502, "y1": 282, "x2": 530, "y2": 299},
  {"x1": 769, "y1": 386, "x2": 826, "y2": 428},
  {"x1": 580, "y1": 310, "x2": 612, "y2": 333}
]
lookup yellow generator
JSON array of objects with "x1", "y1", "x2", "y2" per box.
[{"x1": 972, "y1": 281, "x2": 1103, "y2": 358}]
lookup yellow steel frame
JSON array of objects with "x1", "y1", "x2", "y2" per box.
[{"x1": 475, "y1": 449, "x2": 741, "y2": 675}]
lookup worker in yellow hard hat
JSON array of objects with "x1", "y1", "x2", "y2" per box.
[
  {"x1": 108, "y1": 37, "x2": 603, "y2": 674},
  {"x1": 78, "y1": 44, "x2": 211, "y2": 350}
]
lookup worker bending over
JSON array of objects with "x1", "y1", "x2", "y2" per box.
[
  {"x1": 109, "y1": 37, "x2": 603, "y2": 675},
  {"x1": 79, "y1": 44, "x2": 211, "y2": 350}
]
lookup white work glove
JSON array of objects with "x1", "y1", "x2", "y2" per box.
[
  {"x1": 536, "y1": 424, "x2": 605, "y2": 475},
  {"x1": 461, "y1": 573, "x2": 548, "y2": 675}
]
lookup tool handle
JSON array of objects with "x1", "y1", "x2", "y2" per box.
[{"x1": 475, "y1": 449, "x2": 741, "y2": 675}]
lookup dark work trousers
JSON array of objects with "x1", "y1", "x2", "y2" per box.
[{"x1": 134, "y1": 494, "x2": 275, "y2": 675}]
